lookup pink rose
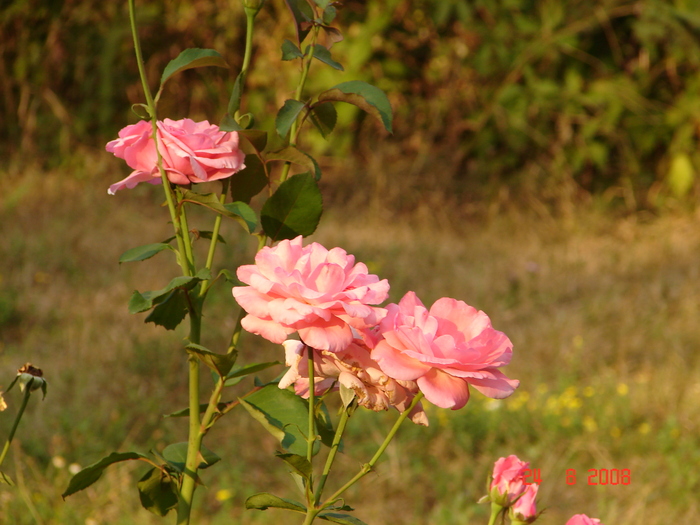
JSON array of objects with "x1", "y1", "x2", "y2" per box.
[
  {"x1": 509, "y1": 483, "x2": 539, "y2": 523},
  {"x1": 106, "y1": 118, "x2": 245, "y2": 194},
  {"x1": 371, "y1": 291, "x2": 518, "y2": 409},
  {"x1": 279, "y1": 339, "x2": 428, "y2": 425},
  {"x1": 566, "y1": 515, "x2": 602, "y2": 525},
  {"x1": 232, "y1": 236, "x2": 390, "y2": 352},
  {"x1": 490, "y1": 455, "x2": 530, "y2": 506}
]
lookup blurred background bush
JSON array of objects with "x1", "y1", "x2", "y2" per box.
[{"x1": 3, "y1": 0, "x2": 700, "y2": 212}]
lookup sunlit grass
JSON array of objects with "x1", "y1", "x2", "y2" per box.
[{"x1": 1, "y1": 157, "x2": 699, "y2": 524}]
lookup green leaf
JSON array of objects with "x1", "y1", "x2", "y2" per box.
[
  {"x1": 62, "y1": 452, "x2": 148, "y2": 498},
  {"x1": 227, "y1": 70, "x2": 245, "y2": 118},
  {"x1": 310, "y1": 102, "x2": 337, "y2": 139},
  {"x1": 318, "y1": 81, "x2": 393, "y2": 133},
  {"x1": 161, "y1": 442, "x2": 221, "y2": 472},
  {"x1": 283, "y1": 0, "x2": 314, "y2": 44},
  {"x1": 119, "y1": 243, "x2": 174, "y2": 263},
  {"x1": 225, "y1": 361, "x2": 280, "y2": 382},
  {"x1": 238, "y1": 129, "x2": 268, "y2": 154},
  {"x1": 220, "y1": 114, "x2": 242, "y2": 132},
  {"x1": 261, "y1": 173, "x2": 323, "y2": 242},
  {"x1": 196, "y1": 231, "x2": 226, "y2": 244},
  {"x1": 282, "y1": 39, "x2": 304, "y2": 60},
  {"x1": 322, "y1": 5, "x2": 337, "y2": 24},
  {"x1": 0, "y1": 471, "x2": 14, "y2": 486},
  {"x1": 128, "y1": 272, "x2": 209, "y2": 314},
  {"x1": 307, "y1": 44, "x2": 343, "y2": 71},
  {"x1": 137, "y1": 468, "x2": 178, "y2": 517},
  {"x1": 275, "y1": 453, "x2": 312, "y2": 480},
  {"x1": 229, "y1": 154, "x2": 268, "y2": 204},
  {"x1": 179, "y1": 190, "x2": 257, "y2": 233},
  {"x1": 164, "y1": 402, "x2": 215, "y2": 418},
  {"x1": 144, "y1": 290, "x2": 188, "y2": 330},
  {"x1": 240, "y1": 384, "x2": 320, "y2": 456},
  {"x1": 267, "y1": 147, "x2": 321, "y2": 181},
  {"x1": 245, "y1": 492, "x2": 306, "y2": 512},
  {"x1": 319, "y1": 512, "x2": 369, "y2": 525},
  {"x1": 276, "y1": 99, "x2": 307, "y2": 138},
  {"x1": 160, "y1": 48, "x2": 228, "y2": 87},
  {"x1": 186, "y1": 343, "x2": 238, "y2": 377}
]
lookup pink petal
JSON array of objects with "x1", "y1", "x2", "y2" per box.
[{"x1": 416, "y1": 368, "x2": 470, "y2": 409}]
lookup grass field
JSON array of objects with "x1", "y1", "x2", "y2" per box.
[{"x1": 1, "y1": 154, "x2": 699, "y2": 524}]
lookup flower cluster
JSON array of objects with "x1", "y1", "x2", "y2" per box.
[
  {"x1": 106, "y1": 118, "x2": 245, "y2": 194},
  {"x1": 232, "y1": 236, "x2": 519, "y2": 423}
]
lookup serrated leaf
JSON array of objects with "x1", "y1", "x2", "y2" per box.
[
  {"x1": 267, "y1": 147, "x2": 321, "y2": 181},
  {"x1": 318, "y1": 81, "x2": 393, "y2": 133},
  {"x1": 282, "y1": 39, "x2": 304, "y2": 60},
  {"x1": 246, "y1": 492, "x2": 306, "y2": 512},
  {"x1": 283, "y1": 0, "x2": 314, "y2": 44},
  {"x1": 322, "y1": 5, "x2": 337, "y2": 24},
  {"x1": 161, "y1": 442, "x2": 221, "y2": 472},
  {"x1": 226, "y1": 361, "x2": 281, "y2": 381},
  {"x1": 307, "y1": 44, "x2": 343, "y2": 71},
  {"x1": 137, "y1": 468, "x2": 178, "y2": 517},
  {"x1": 186, "y1": 343, "x2": 238, "y2": 377},
  {"x1": 238, "y1": 129, "x2": 268, "y2": 154},
  {"x1": 276, "y1": 99, "x2": 307, "y2": 139},
  {"x1": 241, "y1": 384, "x2": 320, "y2": 456},
  {"x1": 229, "y1": 154, "x2": 268, "y2": 204},
  {"x1": 276, "y1": 453, "x2": 313, "y2": 480},
  {"x1": 310, "y1": 102, "x2": 337, "y2": 139},
  {"x1": 180, "y1": 190, "x2": 257, "y2": 233},
  {"x1": 119, "y1": 243, "x2": 174, "y2": 263},
  {"x1": 196, "y1": 231, "x2": 226, "y2": 244},
  {"x1": 319, "y1": 512, "x2": 369, "y2": 525},
  {"x1": 261, "y1": 173, "x2": 322, "y2": 242},
  {"x1": 128, "y1": 272, "x2": 209, "y2": 314},
  {"x1": 62, "y1": 452, "x2": 148, "y2": 498},
  {"x1": 144, "y1": 290, "x2": 188, "y2": 330},
  {"x1": 320, "y1": 25, "x2": 344, "y2": 48},
  {"x1": 160, "y1": 48, "x2": 228, "y2": 87}
]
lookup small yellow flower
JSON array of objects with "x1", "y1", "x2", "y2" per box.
[
  {"x1": 583, "y1": 386, "x2": 595, "y2": 397},
  {"x1": 583, "y1": 416, "x2": 598, "y2": 433},
  {"x1": 616, "y1": 383, "x2": 629, "y2": 396},
  {"x1": 610, "y1": 427, "x2": 621, "y2": 438},
  {"x1": 0, "y1": 392, "x2": 6, "y2": 412},
  {"x1": 216, "y1": 489, "x2": 234, "y2": 502},
  {"x1": 638, "y1": 422, "x2": 651, "y2": 435}
]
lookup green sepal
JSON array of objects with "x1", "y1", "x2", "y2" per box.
[
  {"x1": 318, "y1": 81, "x2": 393, "y2": 133},
  {"x1": 261, "y1": 173, "x2": 323, "y2": 242},
  {"x1": 62, "y1": 451, "x2": 148, "y2": 498},
  {"x1": 119, "y1": 243, "x2": 174, "y2": 263},
  {"x1": 179, "y1": 190, "x2": 257, "y2": 233},
  {"x1": 282, "y1": 39, "x2": 304, "y2": 60},
  {"x1": 267, "y1": 147, "x2": 321, "y2": 181},
  {"x1": 161, "y1": 442, "x2": 221, "y2": 472},
  {"x1": 310, "y1": 102, "x2": 337, "y2": 139},
  {"x1": 186, "y1": 343, "x2": 238, "y2": 377},
  {"x1": 275, "y1": 452, "x2": 312, "y2": 480},
  {"x1": 306, "y1": 44, "x2": 343, "y2": 71},
  {"x1": 318, "y1": 512, "x2": 369, "y2": 525},
  {"x1": 131, "y1": 103, "x2": 151, "y2": 119},
  {"x1": 137, "y1": 468, "x2": 178, "y2": 517},
  {"x1": 276, "y1": 99, "x2": 307, "y2": 138},
  {"x1": 160, "y1": 48, "x2": 228, "y2": 87},
  {"x1": 245, "y1": 492, "x2": 306, "y2": 513}
]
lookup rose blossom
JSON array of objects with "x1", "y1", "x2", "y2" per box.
[
  {"x1": 106, "y1": 118, "x2": 245, "y2": 194},
  {"x1": 371, "y1": 291, "x2": 518, "y2": 409},
  {"x1": 566, "y1": 515, "x2": 603, "y2": 525},
  {"x1": 232, "y1": 236, "x2": 389, "y2": 352},
  {"x1": 509, "y1": 483, "x2": 539, "y2": 523},
  {"x1": 489, "y1": 455, "x2": 530, "y2": 507},
  {"x1": 279, "y1": 339, "x2": 428, "y2": 425}
]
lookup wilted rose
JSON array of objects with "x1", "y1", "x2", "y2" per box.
[
  {"x1": 232, "y1": 236, "x2": 389, "y2": 352},
  {"x1": 106, "y1": 118, "x2": 245, "y2": 194},
  {"x1": 279, "y1": 339, "x2": 428, "y2": 425},
  {"x1": 371, "y1": 291, "x2": 518, "y2": 409}
]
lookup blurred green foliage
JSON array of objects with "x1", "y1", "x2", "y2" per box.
[{"x1": 3, "y1": 0, "x2": 700, "y2": 207}]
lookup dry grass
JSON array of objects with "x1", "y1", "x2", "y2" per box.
[{"x1": 0, "y1": 156, "x2": 698, "y2": 524}]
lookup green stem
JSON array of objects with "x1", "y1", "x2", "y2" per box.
[
  {"x1": 306, "y1": 346, "x2": 316, "y2": 477},
  {"x1": 0, "y1": 386, "x2": 32, "y2": 469},
  {"x1": 233, "y1": 7, "x2": 257, "y2": 121},
  {"x1": 313, "y1": 402, "x2": 352, "y2": 506},
  {"x1": 199, "y1": 181, "x2": 229, "y2": 297},
  {"x1": 279, "y1": 27, "x2": 320, "y2": 184},
  {"x1": 320, "y1": 392, "x2": 424, "y2": 510},
  {"x1": 178, "y1": 195, "x2": 196, "y2": 276},
  {"x1": 487, "y1": 502, "x2": 504, "y2": 525}
]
